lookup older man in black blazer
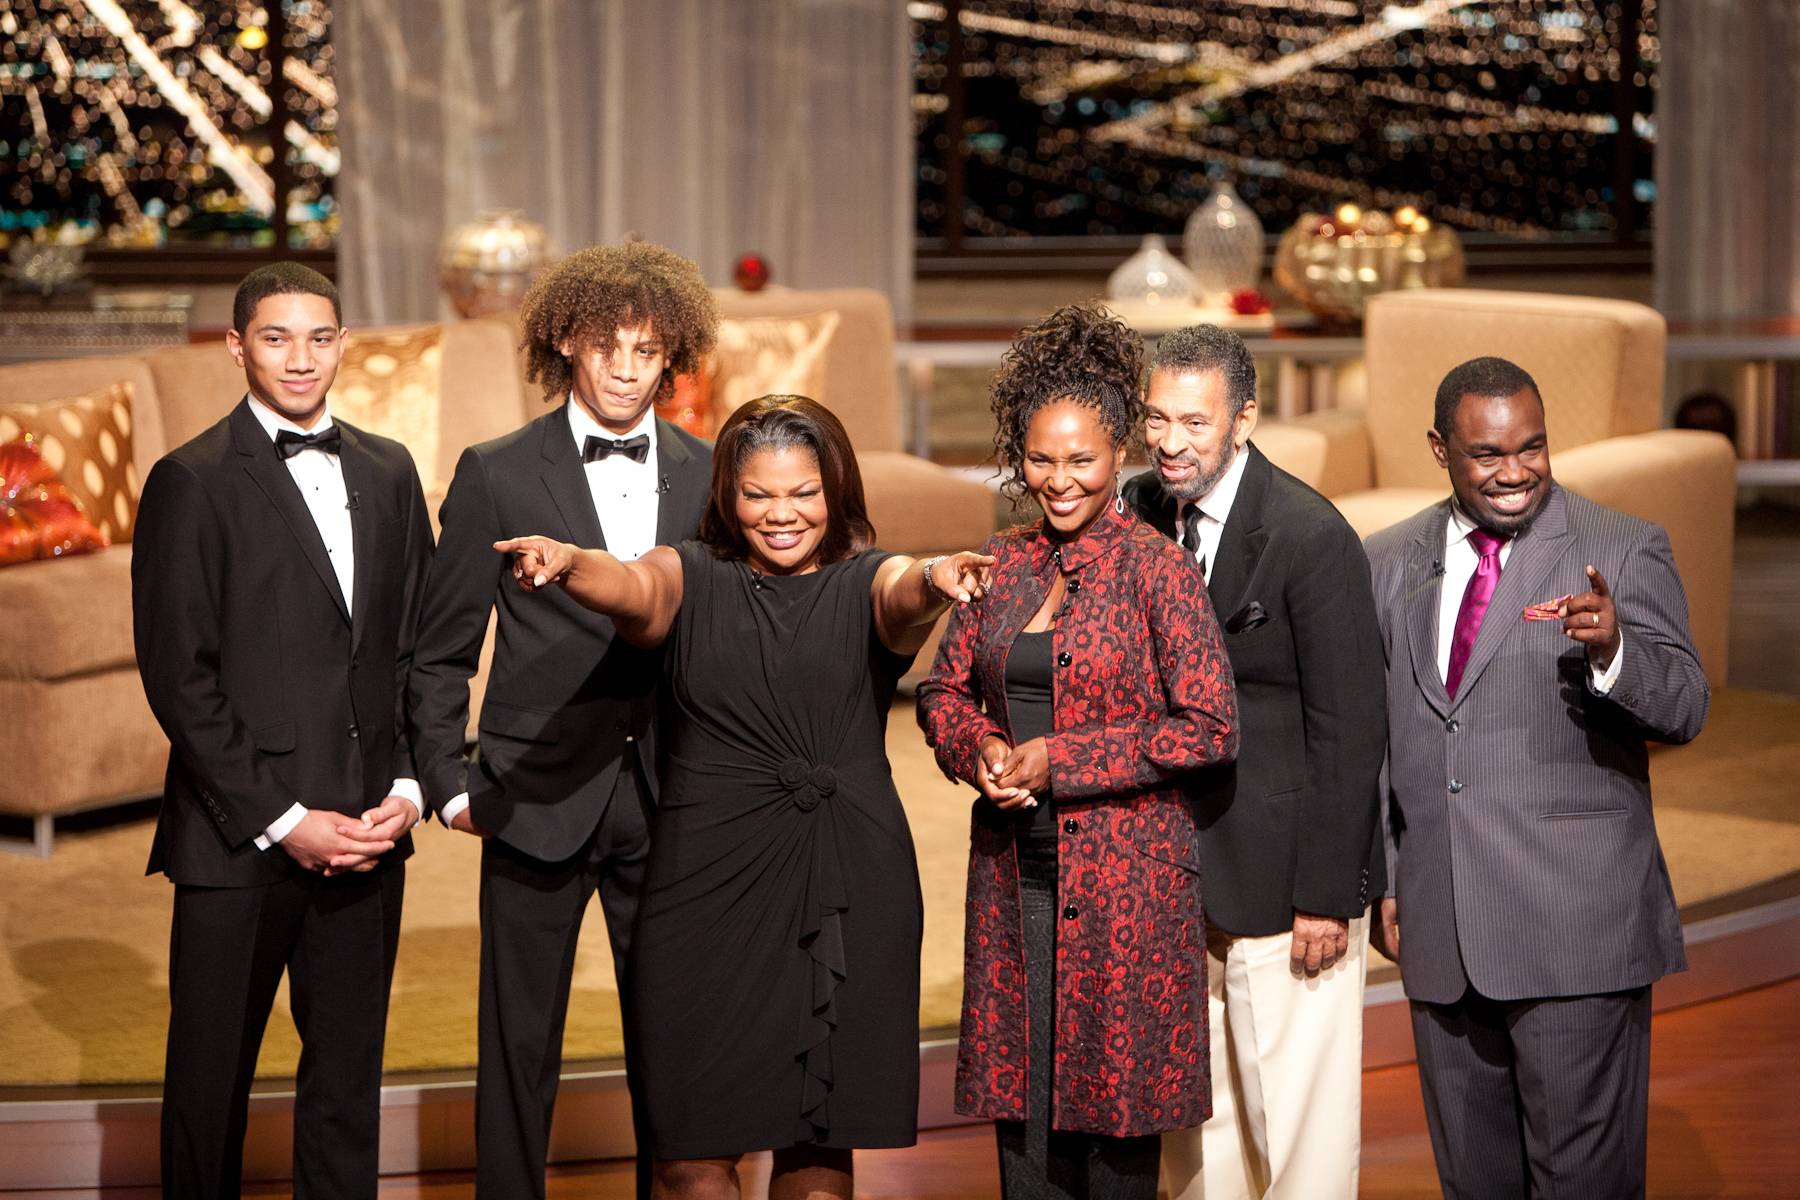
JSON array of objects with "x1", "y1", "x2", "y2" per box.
[
  {"x1": 407, "y1": 242, "x2": 717, "y2": 1200},
  {"x1": 133, "y1": 263, "x2": 432, "y2": 1198},
  {"x1": 1127, "y1": 326, "x2": 1387, "y2": 1200},
  {"x1": 1367, "y1": 356, "x2": 1707, "y2": 1198}
]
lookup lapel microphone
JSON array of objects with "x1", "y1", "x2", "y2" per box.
[
  {"x1": 656, "y1": 474, "x2": 672, "y2": 495},
  {"x1": 346, "y1": 491, "x2": 360, "y2": 511}
]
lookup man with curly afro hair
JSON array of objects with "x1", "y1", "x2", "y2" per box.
[{"x1": 408, "y1": 240, "x2": 718, "y2": 1200}]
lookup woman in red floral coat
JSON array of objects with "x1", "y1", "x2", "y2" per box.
[{"x1": 918, "y1": 304, "x2": 1239, "y2": 1199}]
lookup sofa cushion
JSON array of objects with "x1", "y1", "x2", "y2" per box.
[
  {"x1": 715, "y1": 287, "x2": 902, "y2": 452},
  {"x1": 1330, "y1": 487, "x2": 1446, "y2": 540},
  {"x1": 0, "y1": 545, "x2": 136, "y2": 682},
  {"x1": 332, "y1": 324, "x2": 447, "y2": 496},
  {"x1": 0, "y1": 435, "x2": 110, "y2": 565},
  {"x1": 858, "y1": 450, "x2": 998, "y2": 558},
  {"x1": 0, "y1": 382, "x2": 140, "y2": 542},
  {"x1": 711, "y1": 310, "x2": 840, "y2": 422}
]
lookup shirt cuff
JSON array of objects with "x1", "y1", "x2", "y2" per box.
[
  {"x1": 388, "y1": 778, "x2": 425, "y2": 823},
  {"x1": 1589, "y1": 629, "x2": 1625, "y2": 695},
  {"x1": 440, "y1": 792, "x2": 471, "y2": 828},
  {"x1": 254, "y1": 802, "x2": 308, "y2": 851}
]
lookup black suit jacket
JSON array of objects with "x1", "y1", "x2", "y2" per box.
[
  {"x1": 132, "y1": 400, "x2": 433, "y2": 888},
  {"x1": 1125, "y1": 443, "x2": 1388, "y2": 935},
  {"x1": 407, "y1": 407, "x2": 712, "y2": 862}
]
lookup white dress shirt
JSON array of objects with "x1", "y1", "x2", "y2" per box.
[
  {"x1": 244, "y1": 395, "x2": 423, "y2": 849},
  {"x1": 1437, "y1": 502, "x2": 1622, "y2": 693},
  {"x1": 1176, "y1": 444, "x2": 1250, "y2": 584},
  {"x1": 438, "y1": 400, "x2": 663, "y2": 831},
  {"x1": 569, "y1": 399, "x2": 660, "y2": 562}
]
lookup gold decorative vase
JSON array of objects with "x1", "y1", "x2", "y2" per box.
[
  {"x1": 438, "y1": 210, "x2": 548, "y2": 319},
  {"x1": 1272, "y1": 205, "x2": 1464, "y2": 326}
]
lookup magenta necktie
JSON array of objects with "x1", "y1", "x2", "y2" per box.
[{"x1": 1445, "y1": 528, "x2": 1508, "y2": 697}]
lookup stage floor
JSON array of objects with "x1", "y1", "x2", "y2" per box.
[{"x1": 2, "y1": 689, "x2": 1798, "y2": 1090}]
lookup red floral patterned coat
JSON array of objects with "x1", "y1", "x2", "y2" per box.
[{"x1": 916, "y1": 505, "x2": 1238, "y2": 1136}]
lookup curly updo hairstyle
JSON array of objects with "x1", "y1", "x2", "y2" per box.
[
  {"x1": 989, "y1": 302, "x2": 1145, "y2": 503},
  {"x1": 518, "y1": 240, "x2": 719, "y2": 405}
]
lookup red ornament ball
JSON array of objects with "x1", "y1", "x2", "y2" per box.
[{"x1": 733, "y1": 252, "x2": 771, "y2": 292}]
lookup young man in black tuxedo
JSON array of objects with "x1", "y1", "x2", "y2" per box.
[
  {"x1": 407, "y1": 242, "x2": 718, "y2": 1200},
  {"x1": 132, "y1": 263, "x2": 433, "y2": 1198},
  {"x1": 1125, "y1": 326, "x2": 1387, "y2": 1200}
]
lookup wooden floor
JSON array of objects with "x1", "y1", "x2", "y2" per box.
[{"x1": 80, "y1": 977, "x2": 1786, "y2": 1200}]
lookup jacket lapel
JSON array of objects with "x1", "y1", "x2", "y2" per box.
[
  {"x1": 652, "y1": 419, "x2": 702, "y2": 547},
  {"x1": 540, "y1": 406, "x2": 607, "y2": 551},
  {"x1": 231, "y1": 401, "x2": 350, "y2": 623},
  {"x1": 1450, "y1": 485, "x2": 1575, "y2": 708},
  {"x1": 339, "y1": 423, "x2": 375, "y2": 652},
  {"x1": 1405, "y1": 501, "x2": 1453, "y2": 718},
  {"x1": 1207, "y1": 445, "x2": 1272, "y2": 619}
]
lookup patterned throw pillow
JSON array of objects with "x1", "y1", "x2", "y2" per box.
[
  {"x1": 0, "y1": 382, "x2": 138, "y2": 543},
  {"x1": 709, "y1": 311, "x2": 841, "y2": 424},
  {"x1": 330, "y1": 325, "x2": 446, "y2": 496},
  {"x1": 0, "y1": 435, "x2": 110, "y2": 566}
]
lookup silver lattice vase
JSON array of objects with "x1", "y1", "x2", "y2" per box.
[{"x1": 1183, "y1": 182, "x2": 1264, "y2": 303}]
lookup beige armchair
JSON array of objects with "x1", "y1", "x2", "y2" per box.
[{"x1": 1259, "y1": 289, "x2": 1734, "y2": 685}]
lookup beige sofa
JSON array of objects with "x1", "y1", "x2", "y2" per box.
[
  {"x1": 1255, "y1": 289, "x2": 1735, "y2": 687},
  {"x1": 0, "y1": 287, "x2": 993, "y2": 853}
]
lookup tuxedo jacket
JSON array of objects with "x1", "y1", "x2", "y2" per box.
[
  {"x1": 1126, "y1": 444, "x2": 1388, "y2": 936},
  {"x1": 407, "y1": 407, "x2": 712, "y2": 862},
  {"x1": 1366, "y1": 484, "x2": 1706, "y2": 1004},
  {"x1": 132, "y1": 400, "x2": 432, "y2": 888}
]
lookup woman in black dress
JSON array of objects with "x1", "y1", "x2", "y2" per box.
[{"x1": 496, "y1": 395, "x2": 993, "y2": 1200}]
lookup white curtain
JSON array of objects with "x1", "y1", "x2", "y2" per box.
[
  {"x1": 1655, "y1": 0, "x2": 1800, "y2": 320},
  {"x1": 335, "y1": 0, "x2": 913, "y2": 324}
]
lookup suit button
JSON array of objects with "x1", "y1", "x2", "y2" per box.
[
  {"x1": 347, "y1": 725, "x2": 359, "y2": 740},
  {"x1": 1448, "y1": 779, "x2": 1463, "y2": 794},
  {"x1": 1063, "y1": 818, "x2": 1078, "y2": 834},
  {"x1": 1067, "y1": 578, "x2": 1081, "y2": 593},
  {"x1": 1063, "y1": 905, "x2": 1078, "y2": 921},
  {"x1": 1057, "y1": 651, "x2": 1072, "y2": 668},
  {"x1": 1445, "y1": 718, "x2": 1459, "y2": 732}
]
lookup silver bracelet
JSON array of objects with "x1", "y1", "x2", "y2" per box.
[{"x1": 920, "y1": 555, "x2": 950, "y2": 598}]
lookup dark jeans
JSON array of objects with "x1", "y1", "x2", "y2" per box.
[{"x1": 994, "y1": 850, "x2": 1160, "y2": 1200}]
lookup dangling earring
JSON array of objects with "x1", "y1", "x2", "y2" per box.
[{"x1": 1113, "y1": 477, "x2": 1127, "y2": 516}]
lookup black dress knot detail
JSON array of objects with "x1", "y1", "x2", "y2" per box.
[{"x1": 778, "y1": 758, "x2": 838, "y2": 811}]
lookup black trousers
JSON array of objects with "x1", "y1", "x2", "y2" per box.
[
  {"x1": 994, "y1": 848, "x2": 1160, "y2": 1200},
  {"x1": 475, "y1": 758, "x2": 654, "y2": 1200},
  {"x1": 162, "y1": 862, "x2": 406, "y2": 1200},
  {"x1": 1410, "y1": 985, "x2": 1653, "y2": 1200}
]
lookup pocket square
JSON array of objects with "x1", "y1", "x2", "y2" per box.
[{"x1": 1225, "y1": 600, "x2": 1270, "y2": 634}]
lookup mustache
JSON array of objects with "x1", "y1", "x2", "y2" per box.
[{"x1": 1154, "y1": 448, "x2": 1203, "y2": 468}]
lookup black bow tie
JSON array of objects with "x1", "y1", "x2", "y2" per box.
[
  {"x1": 275, "y1": 426, "x2": 342, "y2": 459},
  {"x1": 583, "y1": 433, "x2": 650, "y2": 465}
]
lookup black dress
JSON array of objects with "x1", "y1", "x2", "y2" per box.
[{"x1": 629, "y1": 543, "x2": 924, "y2": 1159}]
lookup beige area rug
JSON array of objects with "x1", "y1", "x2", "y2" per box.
[
  {"x1": 3, "y1": 690, "x2": 1796, "y2": 1088},
  {"x1": 0, "y1": 701, "x2": 974, "y2": 1087}
]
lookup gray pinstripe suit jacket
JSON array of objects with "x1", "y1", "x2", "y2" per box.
[{"x1": 1366, "y1": 484, "x2": 1707, "y2": 1004}]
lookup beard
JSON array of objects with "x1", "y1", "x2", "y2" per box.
[{"x1": 1156, "y1": 439, "x2": 1238, "y2": 502}]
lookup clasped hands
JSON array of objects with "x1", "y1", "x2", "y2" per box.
[
  {"x1": 976, "y1": 735, "x2": 1049, "y2": 810},
  {"x1": 281, "y1": 794, "x2": 419, "y2": 876}
]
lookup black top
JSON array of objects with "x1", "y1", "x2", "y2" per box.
[
  {"x1": 629, "y1": 543, "x2": 924, "y2": 1157},
  {"x1": 1005, "y1": 628, "x2": 1058, "y2": 861}
]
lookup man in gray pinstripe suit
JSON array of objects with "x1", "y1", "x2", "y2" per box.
[{"x1": 1366, "y1": 356, "x2": 1708, "y2": 1199}]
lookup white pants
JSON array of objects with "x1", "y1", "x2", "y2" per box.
[{"x1": 1162, "y1": 911, "x2": 1369, "y2": 1200}]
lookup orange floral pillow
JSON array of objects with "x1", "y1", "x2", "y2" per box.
[{"x1": 0, "y1": 435, "x2": 110, "y2": 566}]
